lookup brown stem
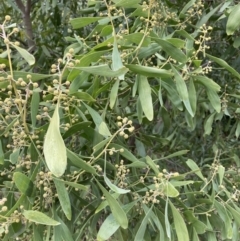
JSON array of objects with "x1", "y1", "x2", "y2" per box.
[{"x1": 15, "y1": 0, "x2": 36, "y2": 52}]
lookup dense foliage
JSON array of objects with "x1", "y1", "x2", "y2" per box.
[{"x1": 1, "y1": 0, "x2": 240, "y2": 240}]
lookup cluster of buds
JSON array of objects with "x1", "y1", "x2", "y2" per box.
[
  {"x1": 115, "y1": 160, "x2": 130, "y2": 188},
  {"x1": 117, "y1": 116, "x2": 135, "y2": 139}
]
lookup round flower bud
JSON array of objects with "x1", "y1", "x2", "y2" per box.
[{"x1": 5, "y1": 15, "x2": 11, "y2": 21}]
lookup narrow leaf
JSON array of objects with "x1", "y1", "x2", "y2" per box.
[
  {"x1": 70, "y1": 17, "x2": 105, "y2": 29},
  {"x1": 207, "y1": 89, "x2": 221, "y2": 113},
  {"x1": 134, "y1": 205, "x2": 153, "y2": 241},
  {"x1": 138, "y1": 75, "x2": 153, "y2": 121},
  {"x1": 206, "y1": 54, "x2": 240, "y2": 80},
  {"x1": 53, "y1": 178, "x2": 72, "y2": 220},
  {"x1": 110, "y1": 80, "x2": 120, "y2": 109},
  {"x1": 67, "y1": 149, "x2": 97, "y2": 174},
  {"x1": 96, "y1": 179, "x2": 128, "y2": 229},
  {"x1": 31, "y1": 91, "x2": 40, "y2": 128},
  {"x1": 43, "y1": 103, "x2": 67, "y2": 177},
  {"x1": 112, "y1": 40, "x2": 124, "y2": 80},
  {"x1": 186, "y1": 159, "x2": 205, "y2": 181},
  {"x1": 126, "y1": 64, "x2": 173, "y2": 78},
  {"x1": 170, "y1": 201, "x2": 189, "y2": 241},
  {"x1": 104, "y1": 175, "x2": 130, "y2": 194},
  {"x1": 10, "y1": 43, "x2": 35, "y2": 65},
  {"x1": 226, "y1": 4, "x2": 240, "y2": 35},
  {"x1": 23, "y1": 210, "x2": 60, "y2": 226},
  {"x1": 13, "y1": 172, "x2": 33, "y2": 196}
]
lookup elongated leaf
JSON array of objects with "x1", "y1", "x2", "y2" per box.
[
  {"x1": 226, "y1": 4, "x2": 240, "y2": 35},
  {"x1": 138, "y1": 75, "x2": 153, "y2": 121},
  {"x1": 146, "y1": 156, "x2": 159, "y2": 175},
  {"x1": 93, "y1": 137, "x2": 111, "y2": 154},
  {"x1": 10, "y1": 43, "x2": 35, "y2": 65},
  {"x1": 63, "y1": 121, "x2": 91, "y2": 139},
  {"x1": 170, "y1": 201, "x2": 189, "y2": 241},
  {"x1": 218, "y1": 165, "x2": 225, "y2": 185},
  {"x1": 0, "y1": 140, "x2": 4, "y2": 165},
  {"x1": 186, "y1": 159, "x2": 205, "y2": 181},
  {"x1": 70, "y1": 17, "x2": 105, "y2": 29},
  {"x1": 12, "y1": 71, "x2": 52, "y2": 82},
  {"x1": 195, "y1": 75, "x2": 221, "y2": 91},
  {"x1": 204, "y1": 112, "x2": 216, "y2": 135},
  {"x1": 226, "y1": 204, "x2": 240, "y2": 226},
  {"x1": 95, "y1": 193, "x2": 120, "y2": 214},
  {"x1": 108, "y1": 143, "x2": 139, "y2": 162},
  {"x1": 97, "y1": 201, "x2": 136, "y2": 240},
  {"x1": 214, "y1": 200, "x2": 232, "y2": 239},
  {"x1": 153, "y1": 38, "x2": 187, "y2": 63},
  {"x1": 67, "y1": 149, "x2": 97, "y2": 174},
  {"x1": 13, "y1": 172, "x2": 33, "y2": 197},
  {"x1": 113, "y1": 0, "x2": 141, "y2": 7},
  {"x1": 70, "y1": 92, "x2": 96, "y2": 102},
  {"x1": 134, "y1": 205, "x2": 153, "y2": 241},
  {"x1": 112, "y1": 40, "x2": 124, "y2": 80},
  {"x1": 163, "y1": 182, "x2": 179, "y2": 197},
  {"x1": 110, "y1": 80, "x2": 120, "y2": 109},
  {"x1": 155, "y1": 150, "x2": 189, "y2": 161},
  {"x1": 165, "y1": 198, "x2": 171, "y2": 239},
  {"x1": 170, "y1": 180, "x2": 194, "y2": 187},
  {"x1": 53, "y1": 178, "x2": 72, "y2": 220},
  {"x1": 126, "y1": 64, "x2": 173, "y2": 78},
  {"x1": 0, "y1": 116, "x2": 18, "y2": 136},
  {"x1": 172, "y1": 66, "x2": 193, "y2": 116},
  {"x1": 56, "y1": 179, "x2": 88, "y2": 191},
  {"x1": 68, "y1": 50, "x2": 109, "y2": 81},
  {"x1": 55, "y1": 215, "x2": 74, "y2": 241},
  {"x1": 31, "y1": 91, "x2": 40, "y2": 128},
  {"x1": 207, "y1": 89, "x2": 221, "y2": 113},
  {"x1": 206, "y1": 54, "x2": 240, "y2": 80},
  {"x1": 23, "y1": 210, "x2": 60, "y2": 226},
  {"x1": 10, "y1": 148, "x2": 20, "y2": 164},
  {"x1": 72, "y1": 65, "x2": 128, "y2": 78},
  {"x1": 189, "y1": 79, "x2": 197, "y2": 115},
  {"x1": 96, "y1": 180, "x2": 128, "y2": 229},
  {"x1": 43, "y1": 103, "x2": 67, "y2": 177},
  {"x1": 83, "y1": 103, "x2": 111, "y2": 137},
  {"x1": 104, "y1": 175, "x2": 130, "y2": 194}
]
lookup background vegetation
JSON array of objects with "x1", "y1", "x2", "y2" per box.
[{"x1": 1, "y1": 0, "x2": 240, "y2": 240}]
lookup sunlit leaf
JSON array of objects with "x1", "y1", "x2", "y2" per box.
[
  {"x1": 67, "y1": 149, "x2": 97, "y2": 174},
  {"x1": 70, "y1": 17, "x2": 105, "y2": 29},
  {"x1": 170, "y1": 201, "x2": 189, "y2": 241},
  {"x1": 13, "y1": 172, "x2": 33, "y2": 196},
  {"x1": 96, "y1": 179, "x2": 128, "y2": 229},
  {"x1": 110, "y1": 80, "x2": 120, "y2": 109},
  {"x1": 226, "y1": 4, "x2": 240, "y2": 35},
  {"x1": 138, "y1": 75, "x2": 153, "y2": 121},
  {"x1": 112, "y1": 40, "x2": 124, "y2": 80},
  {"x1": 43, "y1": 102, "x2": 67, "y2": 177},
  {"x1": 23, "y1": 210, "x2": 60, "y2": 226},
  {"x1": 53, "y1": 178, "x2": 72, "y2": 220},
  {"x1": 186, "y1": 159, "x2": 205, "y2": 181},
  {"x1": 10, "y1": 43, "x2": 35, "y2": 65}
]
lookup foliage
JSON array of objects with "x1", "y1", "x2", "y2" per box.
[{"x1": 0, "y1": 0, "x2": 240, "y2": 240}]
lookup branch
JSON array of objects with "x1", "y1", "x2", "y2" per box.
[
  {"x1": 14, "y1": 0, "x2": 26, "y2": 14},
  {"x1": 26, "y1": 0, "x2": 31, "y2": 14},
  {"x1": 15, "y1": 0, "x2": 36, "y2": 52}
]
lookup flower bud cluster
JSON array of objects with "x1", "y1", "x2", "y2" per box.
[
  {"x1": 117, "y1": 116, "x2": 135, "y2": 139},
  {"x1": 115, "y1": 160, "x2": 130, "y2": 188}
]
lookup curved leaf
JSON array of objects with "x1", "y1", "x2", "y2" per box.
[
  {"x1": 23, "y1": 210, "x2": 60, "y2": 226},
  {"x1": 226, "y1": 4, "x2": 240, "y2": 35},
  {"x1": 138, "y1": 75, "x2": 153, "y2": 121},
  {"x1": 43, "y1": 103, "x2": 67, "y2": 177}
]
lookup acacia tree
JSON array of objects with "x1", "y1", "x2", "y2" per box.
[{"x1": 0, "y1": 0, "x2": 240, "y2": 240}]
